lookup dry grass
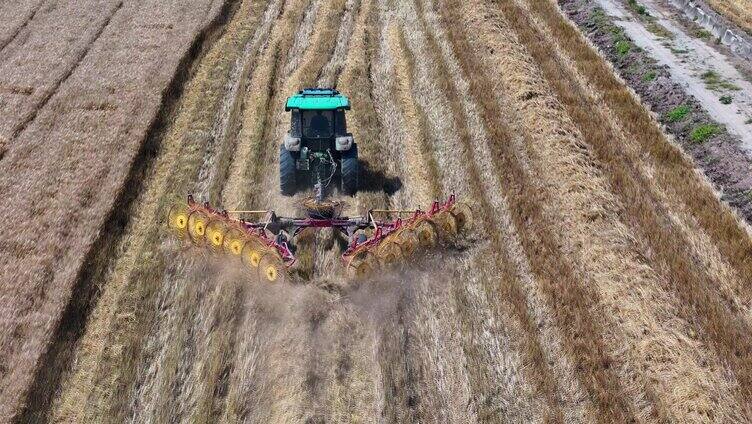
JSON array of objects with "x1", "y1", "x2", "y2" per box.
[
  {"x1": 0, "y1": 0, "x2": 123, "y2": 140},
  {"x1": 705, "y1": 0, "x2": 752, "y2": 35},
  {"x1": 437, "y1": 0, "x2": 675, "y2": 420},
  {"x1": 387, "y1": 24, "x2": 441, "y2": 205},
  {"x1": 50, "y1": 0, "x2": 271, "y2": 413},
  {"x1": 0, "y1": 0, "x2": 232, "y2": 419},
  {"x1": 392, "y1": 2, "x2": 568, "y2": 420},
  {"x1": 417, "y1": 0, "x2": 597, "y2": 420},
  {"x1": 336, "y1": 0, "x2": 392, "y2": 215},
  {"x1": 472, "y1": 0, "x2": 747, "y2": 420},
  {"x1": 5, "y1": 0, "x2": 752, "y2": 420},
  {"x1": 512, "y1": 0, "x2": 752, "y2": 415},
  {"x1": 0, "y1": 0, "x2": 44, "y2": 51}
]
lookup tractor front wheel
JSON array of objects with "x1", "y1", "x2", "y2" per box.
[
  {"x1": 280, "y1": 144, "x2": 297, "y2": 196},
  {"x1": 341, "y1": 143, "x2": 358, "y2": 196}
]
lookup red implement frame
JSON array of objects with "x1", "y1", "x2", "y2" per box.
[{"x1": 183, "y1": 194, "x2": 458, "y2": 269}]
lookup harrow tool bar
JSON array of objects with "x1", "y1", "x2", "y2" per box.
[{"x1": 166, "y1": 194, "x2": 472, "y2": 283}]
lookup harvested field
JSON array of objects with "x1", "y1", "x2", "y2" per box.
[
  {"x1": 705, "y1": 0, "x2": 752, "y2": 35},
  {"x1": 2, "y1": 0, "x2": 752, "y2": 422}
]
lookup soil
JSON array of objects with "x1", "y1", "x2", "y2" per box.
[{"x1": 561, "y1": 0, "x2": 752, "y2": 222}]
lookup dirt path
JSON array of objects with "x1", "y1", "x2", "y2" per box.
[{"x1": 597, "y1": 0, "x2": 752, "y2": 149}]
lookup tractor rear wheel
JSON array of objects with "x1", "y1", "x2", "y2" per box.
[
  {"x1": 280, "y1": 144, "x2": 297, "y2": 196},
  {"x1": 341, "y1": 143, "x2": 358, "y2": 196}
]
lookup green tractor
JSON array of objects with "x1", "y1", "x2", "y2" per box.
[{"x1": 281, "y1": 88, "x2": 358, "y2": 200}]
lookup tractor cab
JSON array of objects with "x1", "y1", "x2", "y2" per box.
[{"x1": 281, "y1": 88, "x2": 358, "y2": 198}]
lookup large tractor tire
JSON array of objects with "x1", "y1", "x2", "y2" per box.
[
  {"x1": 340, "y1": 143, "x2": 358, "y2": 196},
  {"x1": 280, "y1": 144, "x2": 297, "y2": 196}
]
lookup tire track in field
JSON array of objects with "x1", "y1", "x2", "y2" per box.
[
  {"x1": 509, "y1": 0, "x2": 752, "y2": 414},
  {"x1": 0, "y1": 0, "x2": 45, "y2": 53},
  {"x1": 7, "y1": 0, "x2": 123, "y2": 140},
  {"x1": 48, "y1": 1, "x2": 274, "y2": 421},
  {"x1": 439, "y1": 0, "x2": 641, "y2": 421}
]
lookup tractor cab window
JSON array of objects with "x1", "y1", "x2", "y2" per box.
[{"x1": 302, "y1": 110, "x2": 334, "y2": 138}]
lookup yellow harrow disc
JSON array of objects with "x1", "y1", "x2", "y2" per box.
[
  {"x1": 347, "y1": 250, "x2": 379, "y2": 279},
  {"x1": 396, "y1": 230, "x2": 419, "y2": 257},
  {"x1": 432, "y1": 210, "x2": 458, "y2": 239},
  {"x1": 376, "y1": 240, "x2": 403, "y2": 266},
  {"x1": 413, "y1": 219, "x2": 438, "y2": 248},
  {"x1": 167, "y1": 204, "x2": 190, "y2": 237},
  {"x1": 223, "y1": 228, "x2": 246, "y2": 256},
  {"x1": 241, "y1": 238, "x2": 266, "y2": 269},
  {"x1": 205, "y1": 220, "x2": 228, "y2": 252},
  {"x1": 450, "y1": 202, "x2": 474, "y2": 232},
  {"x1": 258, "y1": 252, "x2": 286, "y2": 283},
  {"x1": 188, "y1": 211, "x2": 209, "y2": 245}
]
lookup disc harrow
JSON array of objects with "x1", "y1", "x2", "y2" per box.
[{"x1": 166, "y1": 194, "x2": 472, "y2": 283}]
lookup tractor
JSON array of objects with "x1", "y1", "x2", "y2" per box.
[
  {"x1": 166, "y1": 88, "x2": 472, "y2": 283},
  {"x1": 280, "y1": 88, "x2": 358, "y2": 200}
]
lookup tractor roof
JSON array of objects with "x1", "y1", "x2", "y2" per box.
[{"x1": 285, "y1": 88, "x2": 351, "y2": 111}]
